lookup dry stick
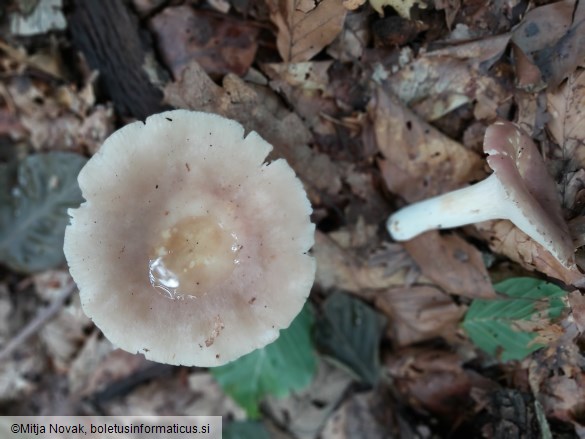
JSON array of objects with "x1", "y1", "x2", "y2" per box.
[{"x1": 0, "y1": 283, "x2": 76, "y2": 362}]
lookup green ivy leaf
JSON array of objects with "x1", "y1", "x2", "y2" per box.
[
  {"x1": 211, "y1": 305, "x2": 316, "y2": 418},
  {"x1": 314, "y1": 292, "x2": 387, "y2": 386},
  {"x1": 462, "y1": 277, "x2": 567, "y2": 362},
  {"x1": 0, "y1": 152, "x2": 87, "y2": 273}
]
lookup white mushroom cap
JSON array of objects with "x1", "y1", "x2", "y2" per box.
[
  {"x1": 64, "y1": 110, "x2": 316, "y2": 367},
  {"x1": 387, "y1": 121, "x2": 574, "y2": 268}
]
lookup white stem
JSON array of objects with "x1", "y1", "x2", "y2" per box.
[{"x1": 387, "y1": 174, "x2": 511, "y2": 241}]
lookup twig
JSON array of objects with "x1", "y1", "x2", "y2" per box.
[{"x1": 0, "y1": 283, "x2": 77, "y2": 363}]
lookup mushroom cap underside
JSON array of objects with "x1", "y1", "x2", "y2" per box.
[{"x1": 484, "y1": 121, "x2": 574, "y2": 267}]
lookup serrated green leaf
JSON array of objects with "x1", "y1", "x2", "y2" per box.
[
  {"x1": 0, "y1": 152, "x2": 87, "y2": 273},
  {"x1": 224, "y1": 421, "x2": 270, "y2": 439},
  {"x1": 314, "y1": 292, "x2": 387, "y2": 386},
  {"x1": 462, "y1": 277, "x2": 568, "y2": 362},
  {"x1": 211, "y1": 305, "x2": 316, "y2": 418}
]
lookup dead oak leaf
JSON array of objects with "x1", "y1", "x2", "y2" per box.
[
  {"x1": 374, "y1": 285, "x2": 465, "y2": 346},
  {"x1": 262, "y1": 61, "x2": 339, "y2": 137},
  {"x1": 370, "y1": 87, "x2": 484, "y2": 203},
  {"x1": 321, "y1": 389, "x2": 393, "y2": 439},
  {"x1": 547, "y1": 69, "x2": 585, "y2": 171},
  {"x1": 314, "y1": 230, "x2": 414, "y2": 295},
  {"x1": 474, "y1": 220, "x2": 585, "y2": 287},
  {"x1": 164, "y1": 61, "x2": 343, "y2": 199},
  {"x1": 388, "y1": 55, "x2": 510, "y2": 122},
  {"x1": 149, "y1": 6, "x2": 259, "y2": 78},
  {"x1": 403, "y1": 232, "x2": 495, "y2": 299},
  {"x1": 511, "y1": 0, "x2": 584, "y2": 87},
  {"x1": 386, "y1": 349, "x2": 473, "y2": 421},
  {"x1": 268, "y1": 0, "x2": 347, "y2": 62},
  {"x1": 266, "y1": 358, "x2": 353, "y2": 439}
]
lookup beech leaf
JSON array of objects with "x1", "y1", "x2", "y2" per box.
[
  {"x1": 462, "y1": 277, "x2": 567, "y2": 362},
  {"x1": 269, "y1": 0, "x2": 347, "y2": 62},
  {"x1": 211, "y1": 305, "x2": 316, "y2": 418}
]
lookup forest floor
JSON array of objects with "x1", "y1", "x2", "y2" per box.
[{"x1": 1, "y1": 0, "x2": 585, "y2": 438}]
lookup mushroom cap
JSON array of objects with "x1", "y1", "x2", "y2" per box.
[
  {"x1": 64, "y1": 110, "x2": 316, "y2": 366},
  {"x1": 484, "y1": 121, "x2": 574, "y2": 267}
]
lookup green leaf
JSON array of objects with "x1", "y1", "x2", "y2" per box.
[
  {"x1": 211, "y1": 304, "x2": 316, "y2": 418},
  {"x1": 534, "y1": 400, "x2": 553, "y2": 439},
  {"x1": 314, "y1": 292, "x2": 387, "y2": 386},
  {"x1": 224, "y1": 421, "x2": 270, "y2": 439},
  {"x1": 0, "y1": 152, "x2": 87, "y2": 273},
  {"x1": 462, "y1": 277, "x2": 567, "y2": 362}
]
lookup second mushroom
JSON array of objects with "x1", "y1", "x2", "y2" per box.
[{"x1": 386, "y1": 121, "x2": 575, "y2": 268}]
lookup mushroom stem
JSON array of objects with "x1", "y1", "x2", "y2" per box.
[{"x1": 387, "y1": 174, "x2": 509, "y2": 240}]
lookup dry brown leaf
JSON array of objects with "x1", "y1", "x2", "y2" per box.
[
  {"x1": 0, "y1": 39, "x2": 67, "y2": 80},
  {"x1": 512, "y1": 42, "x2": 544, "y2": 89},
  {"x1": 403, "y1": 232, "x2": 495, "y2": 298},
  {"x1": 474, "y1": 220, "x2": 585, "y2": 287},
  {"x1": 342, "y1": 0, "x2": 366, "y2": 10},
  {"x1": 530, "y1": 341, "x2": 585, "y2": 432},
  {"x1": 187, "y1": 373, "x2": 246, "y2": 419},
  {"x1": 429, "y1": 34, "x2": 511, "y2": 65},
  {"x1": 569, "y1": 291, "x2": 585, "y2": 333},
  {"x1": 266, "y1": 358, "x2": 354, "y2": 439},
  {"x1": 39, "y1": 295, "x2": 91, "y2": 372},
  {"x1": 262, "y1": 61, "x2": 338, "y2": 136},
  {"x1": 527, "y1": 318, "x2": 585, "y2": 432},
  {"x1": 150, "y1": 6, "x2": 259, "y2": 78},
  {"x1": 511, "y1": 1, "x2": 574, "y2": 59},
  {"x1": 106, "y1": 371, "x2": 244, "y2": 417},
  {"x1": 164, "y1": 61, "x2": 343, "y2": 199},
  {"x1": 564, "y1": 170, "x2": 585, "y2": 219},
  {"x1": 541, "y1": 375, "x2": 585, "y2": 427},
  {"x1": 268, "y1": 0, "x2": 347, "y2": 62},
  {"x1": 314, "y1": 230, "x2": 414, "y2": 295},
  {"x1": 388, "y1": 55, "x2": 509, "y2": 122},
  {"x1": 321, "y1": 391, "x2": 394, "y2": 439},
  {"x1": 384, "y1": 34, "x2": 510, "y2": 121},
  {"x1": 434, "y1": 0, "x2": 461, "y2": 29},
  {"x1": 372, "y1": 16, "x2": 427, "y2": 47},
  {"x1": 514, "y1": 90, "x2": 549, "y2": 139},
  {"x1": 0, "y1": 350, "x2": 41, "y2": 402},
  {"x1": 263, "y1": 61, "x2": 332, "y2": 92},
  {"x1": 67, "y1": 333, "x2": 110, "y2": 396},
  {"x1": 547, "y1": 69, "x2": 585, "y2": 171},
  {"x1": 32, "y1": 269, "x2": 74, "y2": 302},
  {"x1": 386, "y1": 349, "x2": 473, "y2": 420},
  {"x1": 511, "y1": 0, "x2": 584, "y2": 87},
  {"x1": 82, "y1": 350, "x2": 148, "y2": 399},
  {"x1": 6, "y1": 76, "x2": 114, "y2": 153},
  {"x1": 327, "y1": 8, "x2": 369, "y2": 61},
  {"x1": 375, "y1": 285, "x2": 465, "y2": 346},
  {"x1": 370, "y1": 87, "x2": 484, "y2": 203},
  {"x1": 369, "y1": 0, "x2": 426, "y2": 18},
  {"x1": 0, "y1": 105, "x2": 26, "y2": 140}
]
